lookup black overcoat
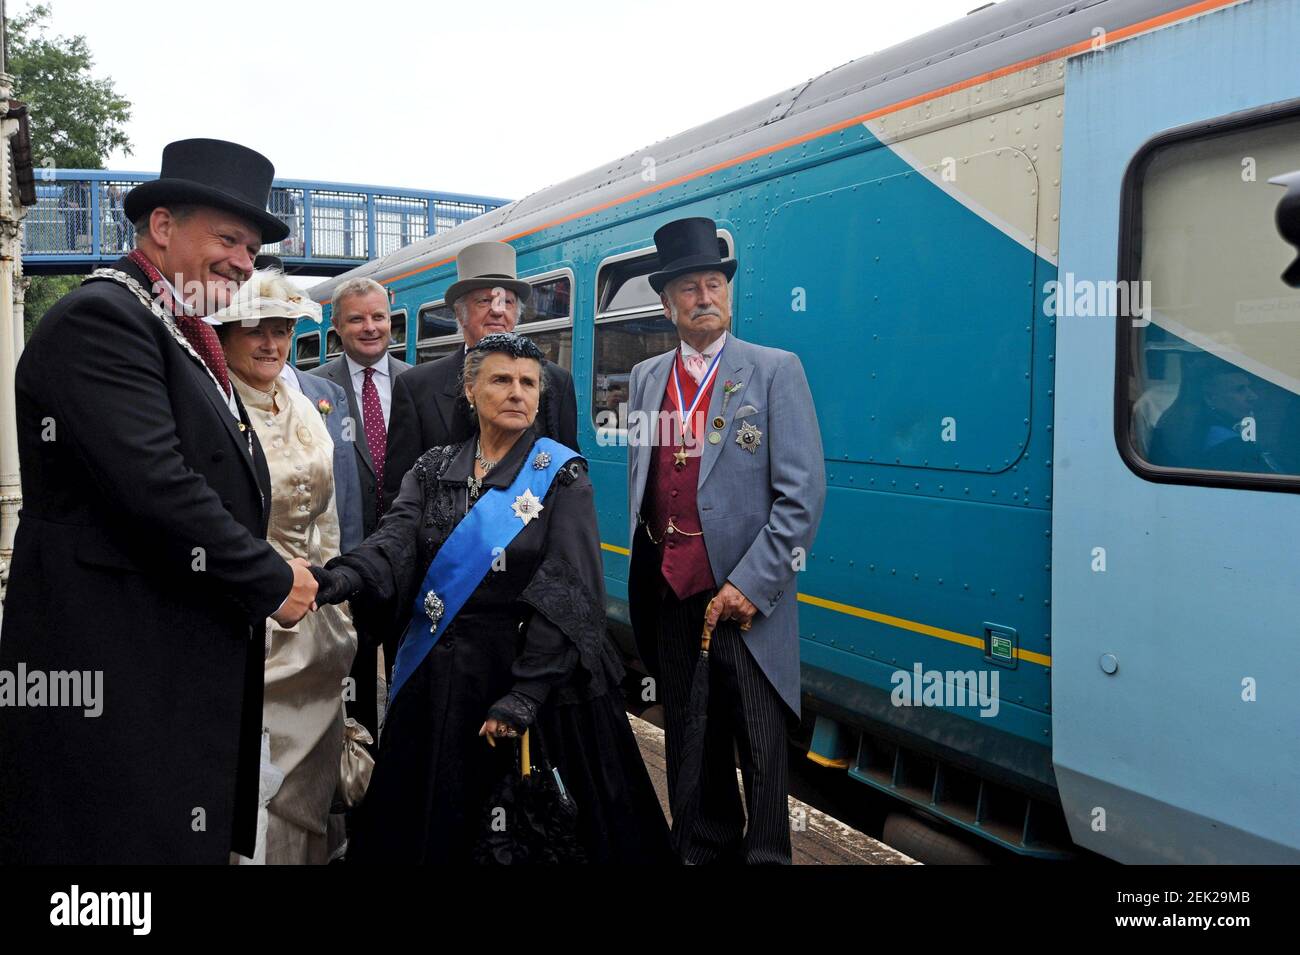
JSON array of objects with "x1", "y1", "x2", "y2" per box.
[{"x1": 0, "y1": 257, "x2": 292, "y2": 863}]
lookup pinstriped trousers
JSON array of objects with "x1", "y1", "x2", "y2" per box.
[{"x1": 657, "y1": 589, "x2": 792, "y2": 865}]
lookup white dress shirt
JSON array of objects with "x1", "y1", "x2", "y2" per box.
[
  {"x1": 345, "y1": 353, "x2": 393, "y2": 427},
  {"x1": 278, "y1": 362, "x2": 302, "y2": 393}
]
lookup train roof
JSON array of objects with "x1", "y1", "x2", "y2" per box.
[{"x1": 312, "y1": 0, "x2": 1187, "y2": 302}]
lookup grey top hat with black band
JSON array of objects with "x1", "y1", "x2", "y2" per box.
[
  {"x1": 124, "y1": 138, "x2": 290, "y2": 244},
  {"x1": 647, "y1": 216, "x2": 737, "y2": 294},
  {"x1": 444, "y1": 241, "x2": 532, "y2": 306}
]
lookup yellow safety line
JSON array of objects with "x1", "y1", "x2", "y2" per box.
[{"x1": 600, "y1": 542, "x2": 1052, "y2": 667}]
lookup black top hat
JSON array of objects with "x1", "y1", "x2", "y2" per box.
[
  {"x1": 254, "y1": 254, "x2": 284, "y2": 272},
  {"x1": 647, "y1": 217, "x2": 737, "y2": 294},
  {"x1": 124, "y1": 139, "x2": 290, "y2": 243}
]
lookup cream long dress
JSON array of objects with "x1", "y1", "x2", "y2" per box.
[{"x1": 234, "y1": 375, "x2": 358, "y2": 865}]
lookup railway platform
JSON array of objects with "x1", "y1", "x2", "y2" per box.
[{"x1": 628, "y1": 714, "x2": 917, "y2": 866}]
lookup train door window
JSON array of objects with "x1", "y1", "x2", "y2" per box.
[
  {"x1": 295, "y1": 330, "x2": 322, "y2": 370},
  {"x1": 325, "y1": 330, "x2": 343, "y2": 362},
  {"x1": 388, "y1": 309, "x2": 408, "y2": 360},
  {"x1": 1117, "y1": 104, "x2": 1300, "y2": 490},
  {"x1": 591, "y1": 238, "x2": 731, "y2": 436}
]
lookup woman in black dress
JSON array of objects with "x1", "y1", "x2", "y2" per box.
[{"x1": 310, "y1": 333, "x2": 672, "y2": 864}]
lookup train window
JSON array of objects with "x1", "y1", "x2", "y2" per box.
[
  {"x1": 418, "y1": 301, "x2": 457, "y2": 341},
  {"x1": 597, "y1": 238, "x2": 730, "y2": 315},
  {"x1": 1117, "y1": 105, "x2": 1300, "y2": 490},
  {"x1": 601, "y1": 264, "x2": 658, "y2": 314},
  {"x1": 526, "y1": 327, "x2": 573, "y2": 370},
  {"x1": 295, "y1": 331, "x2": 322, "y2": 370},
  {"x1": 591, "y1": 245, "x2": 721, "y2": 433},
  {"x1": 388, "y1": 309, "x2": 407, "y2": 358},
  {"x1": 325, "y1": 330, "x2": 342, "y2": 361},
  {"x1": 517, "y1": 271, "x2": 573, "y2": 370},
  {"x1": 593, "y1": 312, "x2": 678, "y2": 430},
  {"x1": 412, "y1": 272, "x2": 573, "y2": 367},
  {"x1": 417, "y1": 338, "x2": 462, "y2": 365},
  {"x1": 521, "y1": 276, "x2": 571, "y2": 325}
]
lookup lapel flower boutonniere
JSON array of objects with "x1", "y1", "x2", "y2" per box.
[
  {"x1": 721, "y1": 379, "x2": 743, "y2": 416},
  {"x1": 317, "y1": 398, "x2": 334, "y2": 418}
]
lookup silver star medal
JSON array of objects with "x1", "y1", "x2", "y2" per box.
[
  {"x1": 511, "y1": 488, "x2": 544, "y2": 525},
  {"x1": 735, "y1": 421, "x2": 762, "y2": 454},
  {"x1": 423, "y1": 591, "x2": 445, "y2": 634}
]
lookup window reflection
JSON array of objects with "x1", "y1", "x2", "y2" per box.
[
  {"x1": 1122, "y1": 115, "x2": 1300, "y2": 479},
  {"x1": 593, "y1": 312, "x2": 678, "y2": 424},
  {"x1": 295, "y1": 331, "x2": 322, "y2": 369}
]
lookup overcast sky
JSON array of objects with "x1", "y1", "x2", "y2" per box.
[{"x1": 29, "y1": 0, "x2": 980, "y2": 201}]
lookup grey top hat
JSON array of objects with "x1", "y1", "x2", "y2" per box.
[{"x1": 444, "y1": 241, "x2": 532, "y2": 306}]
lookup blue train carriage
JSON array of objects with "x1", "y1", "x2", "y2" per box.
[{"x1": 299, "y1": 0, "x2": 1300, "y2": 863}]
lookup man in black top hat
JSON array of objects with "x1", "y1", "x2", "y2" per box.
[
  {"x1": 625, "y1": 216, "x2": 825, "y2": 864},
  {"x1": 0, "y1": 138, "x2": 318, "y2": 864}
]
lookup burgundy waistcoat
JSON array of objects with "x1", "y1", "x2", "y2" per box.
[{"x1": 643, "y1": 352, "x2": 717, "y2": 601}]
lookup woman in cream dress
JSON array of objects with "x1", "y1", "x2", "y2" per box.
[{"x1": 215, "y1": 271, "x2": 358, "y2": 864}]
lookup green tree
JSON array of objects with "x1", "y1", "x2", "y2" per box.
[{"x1": 6, "y1": 3, "x2": 133, "y2": 335}]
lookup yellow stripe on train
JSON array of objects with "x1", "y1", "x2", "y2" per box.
[{"x1": 600, "y1": 542, "x2": 1053, "y2": 668}]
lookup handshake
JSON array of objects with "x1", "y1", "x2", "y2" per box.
[{"x1": 269, "y1": 557, "x2": 357, "y2": 627}]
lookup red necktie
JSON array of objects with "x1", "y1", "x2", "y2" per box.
[
  {"x1": 362, "y1": 366, "x2": 387, "y2": 515},
  {"x1": 127, "y1": 249, "x2": 231, "y2": 397}
]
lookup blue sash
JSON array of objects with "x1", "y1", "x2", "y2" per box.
[{"x1": 389, "y1": 437, "x2": 579, "y2": 702}]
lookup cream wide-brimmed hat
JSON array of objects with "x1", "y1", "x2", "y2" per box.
[
  {"x1": 209, "y1": 269, "x2": 323, "y2": 325},
  {"x1": 443, "y1": 240, "x2": 532, "y2": 307}
]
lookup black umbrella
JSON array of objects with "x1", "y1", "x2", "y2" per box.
[
  {"x1": 669, "y1": 603, "x2": 718, "y2": 862},
  {"x1": 473, "y1": 728, "x2": 586, "y2": 865}
]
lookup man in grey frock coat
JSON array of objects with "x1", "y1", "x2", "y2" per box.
[{"x1": 626, "y1": 217, "x2": 826, "y2": 864}]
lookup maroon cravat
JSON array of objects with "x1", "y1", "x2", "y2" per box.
[
  {"x1": 362, "y1": 366, "x2": 387, "y2": 515},
  {"x1": 127, "y1": 249, "x2": 231, "y2": 396}
]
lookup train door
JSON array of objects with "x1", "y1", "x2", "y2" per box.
[{"x1": 1052, "y1": 0, "x2": 1300, "y2": 863}]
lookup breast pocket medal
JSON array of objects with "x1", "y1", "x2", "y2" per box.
[
  {"x1": 511, "y1": 488, "x2": 544, "y2": 525},
  {"x1": 735, "y1": 420, "x2": 762, "y2": 453}
]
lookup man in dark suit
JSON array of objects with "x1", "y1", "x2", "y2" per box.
[
  {"x1": 0, "y1": 139, "x2": 318, "y2": 864},
  {"x1": 310, "y1": 277, "x2": 410, "y2": 737},
  {"x1": 381, "y1": 240, "x2": 578, "y2": 513}
]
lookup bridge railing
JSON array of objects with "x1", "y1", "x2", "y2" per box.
[{"x1": 21, "y1": 170, "x2": 507, "y2": 275}]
